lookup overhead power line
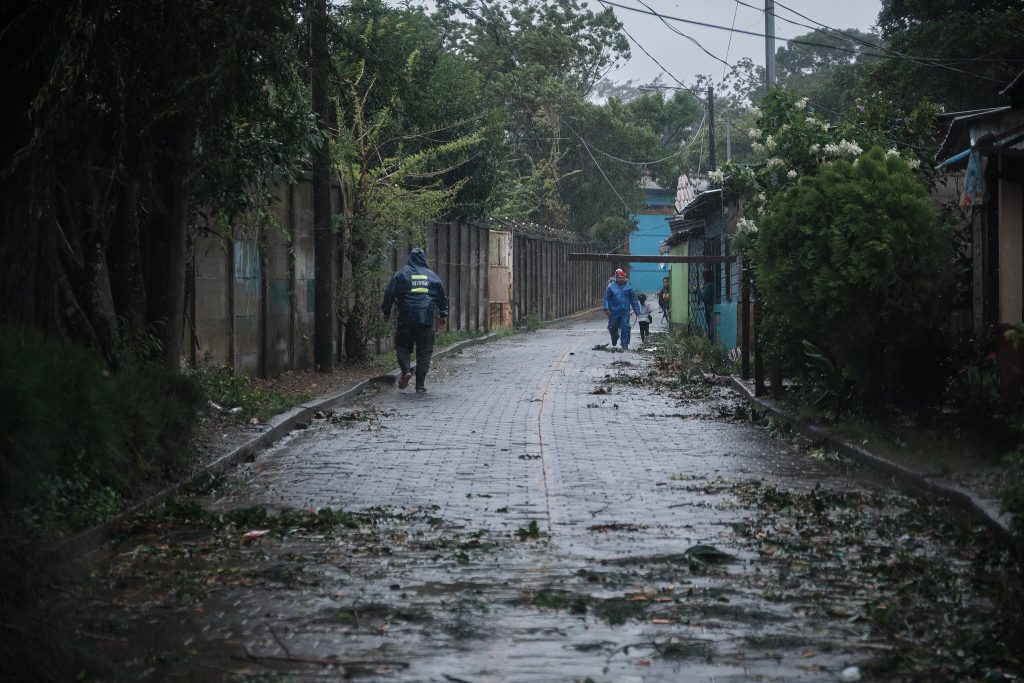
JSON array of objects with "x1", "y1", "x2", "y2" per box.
[
  {"x1": 575, "y1": 113, "x2": 709, "y2": 166},
  {"x1": 772, "y1": 0, "x2": 1024, "y2": 65},
  {"x1": 577, "y1": 135, "x2": 633, "y2": 214},
  {"x1": 599, "y1": 0, "x2": 874, "y2": 54},
  {"x1": 595, "y1": 0, "x2": 691, "y2": 90},
  {"x1": 600, "y1": 0, "x2": 1016, "y2": 82},
  {"x1": 759, "y1": 0, "x2": 1010, "y2": 82},
  {"x1": 722, "y1": 1, "x2": 740, "y2": 81},
  {"x1": 631, "y1": 0, "x2": 734, "y2": 70}
]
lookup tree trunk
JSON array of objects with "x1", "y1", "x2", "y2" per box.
[
  {"x1": 145, "y1": 128, "x2": 194, "y2": 371},
  {"x1": 108, "y1": 182, "x2": 147, "y2": 328},
  {"x1": 310, "y1": 0, "x2": 335, "y2": 372},
  {"x1": 0, "y1": 164, "x2": 63, "y2": 337},
  {"x1": 344, "y1": 214, "x2": 370, "y2": 361}
]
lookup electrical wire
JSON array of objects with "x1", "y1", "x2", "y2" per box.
[
  {"x1": 595, "y1": 0, "x2": 692, "y2": 91},
  {"x1": 734, "y1": 0, "x2": 1013, "y2": 82},
  {"x1": 722, "y1": 1, "x2": 740, "y2": 82},
  {"x1": 772, "y1": 0, "x2": 1023, "y2": 65},
  {"x1": 578, "y1": 134, "x2": 634, "y2": 215},
  {"x1": 601, "y1": 0, "x2": 1016, "y2": 83},
  {"x1": 632, "y1": 0, "x2": 735, "y2": 70},
  {"x1": 574, "y1": 113, "x2": 708, "y2": 166}
]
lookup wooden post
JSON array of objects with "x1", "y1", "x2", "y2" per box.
[
  {"x1": 741, "y1": 259, "x2": 751, "y2": 380},
  {"x1": 753, "y1": 280, "x2": 765, "y2": 396}
]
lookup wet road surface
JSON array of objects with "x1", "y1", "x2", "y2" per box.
[{"x1": 47, "y1": 317, "x2": 1016, "y2": 682}]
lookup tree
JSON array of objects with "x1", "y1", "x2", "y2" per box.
[
  {"x1": 329, "y1": 0, "x2": 492, "y2": 359},
  {"x1": 719, "y1": 89, "x2": 946, "y2": 402},
  {"x1": 775, "y1": 29, "x2": 882, "y2": 114},
  {"x1": 311, "y1": 0, "x2": 336, "y2": 373},
  {"x1": 754, "y1": 147, "x2": 950, "y2": 405},
  {"x1": 868, "y1": 0, "x2": 1023, "y2": 111},
  {"x1": 0, "y1": 0, "x2": 314, "y2": 369},
  {"x1": 433, "y1": 0, "x2": 634, "y2": 239}
]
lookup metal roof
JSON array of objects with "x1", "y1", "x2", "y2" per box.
[
  {"x1": 661, "y1": 218, "x2": 705, "y2": 251},
  {"x1": 678, "y1": 188, "x2": 723, "y2": 220},
  {"x1": 936, "y1": 107, "x2": 1011, "y2": 162}
]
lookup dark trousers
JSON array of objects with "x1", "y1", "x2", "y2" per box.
[
  {"x1": 395, "y1": 323, "x2": 435, "y2": 387},
  {"x1": 638, "y1": 320, "x2": 650, "y2": 341}
]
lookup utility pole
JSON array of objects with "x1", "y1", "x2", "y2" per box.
[
  {"x1": 726, "y1": 120, "x2": 732, "y2": 162},
  {"x1": 311, "y1": 0, "x2": 335, "y2": 373},
  {"x1": 707, "y1": 83, "x2": 717, "y2": 172},
  {"x1": 765, "y1": 0, "x2": 776, "y2": 93}
]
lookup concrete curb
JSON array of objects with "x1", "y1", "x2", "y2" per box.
[
  {"x1": 539, "y1": 306, "x2": 604, "y2": 328},
  {"x1": 728, "y1": 375, "x2": 1016, "y2": 547},
  {"x1": 46, "y1": 331, "x2": 501, "y2": 566}
]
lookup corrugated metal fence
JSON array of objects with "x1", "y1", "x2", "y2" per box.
[{"x1": 189, "y1": 183, "x2": 606, "y2": 377}]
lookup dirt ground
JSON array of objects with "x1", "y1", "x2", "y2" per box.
[{"x1": 190, "y1": 356, "x2": 393, "y2": 471}]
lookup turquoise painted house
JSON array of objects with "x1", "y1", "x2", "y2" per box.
[
  {"x1": 628, "y1": 178, "x2": 675, "y2": 294},
  {"x1": 661, "y1": 187, "x2": 742, "y2": 349}
]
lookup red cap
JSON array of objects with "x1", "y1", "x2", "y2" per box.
[{"x1": 614, "y1": 269, "x2": 626, "y2": 277}]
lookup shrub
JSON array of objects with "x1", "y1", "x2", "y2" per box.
[
  {"x1": 754, "y1": 146, "x2": 951, "y2": 406},
  {"x1": 656, "y1": 332, "x2": 733, "y2": 380},
  {"x1": 1003, "y1": 451, "x2": 1024, "y2": 541},
  {"x1": 188, "y1": 363, "x2": 307, "y2": 422},
  {"x1": 0, "y1": 324, "x2": 203, "y2": 544}
]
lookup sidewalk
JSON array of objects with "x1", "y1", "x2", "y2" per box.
[{"x1": 728, "y1": 375, "x2": 1015, "y2": 546}]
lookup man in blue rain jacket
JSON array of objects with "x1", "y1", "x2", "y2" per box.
[
  {"x1": 603, "y1": 268, "x2": 642, "y2": 350},
  {"x1": 382, "y1": 248, "x2": 448, "y2": 393}
]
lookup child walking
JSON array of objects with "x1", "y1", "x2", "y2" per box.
[{"x1": 636, "y1": 293, "x2": 654, "y2": 343}]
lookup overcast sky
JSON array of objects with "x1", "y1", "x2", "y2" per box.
[{"x1": 601, "y1": 0, "x2": 882, "y2": 87}]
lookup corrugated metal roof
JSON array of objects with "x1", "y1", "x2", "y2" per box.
[
  {"x1": 661, "y1": 218, "x2": 705, "y2": 252},
  {"x1": 1000, "y1": 69, "x2": 1024, "y2": 106},
  {"x1": 937, "y1": 107, "x2": 1011, "y2": 161},
  {"x1": 679, "y1": 188, "x2": 723, "y2": 220}
]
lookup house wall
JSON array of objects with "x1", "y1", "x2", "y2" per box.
[
  {"x1": 668, "y1": 242, "x2": 689, "y2": 328},
  {"x1": 717, "y1": 280, "x2": 739, "y2": 349},
  {"x1": 629, "y1": 212, "x2": 672, "y2": 293},
  {"x1": 998, "y1": 165, "x2": 1023, "y2": 324},
  {"x1": 629, "y1": 187, "x2": 674, "y2": 293}
]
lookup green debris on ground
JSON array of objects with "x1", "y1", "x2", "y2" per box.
[{"x1": 724, "y1": 479, "x2": 1024, "y2": 681}]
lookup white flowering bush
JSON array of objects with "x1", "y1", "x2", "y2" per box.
[
  {"x1": 823, "y1": 139, "x2": 863, "y2": 158},
  {"x1": 708, "y1": 169, "x2": 725, "y2": 184},
  {"x1": 722, "y1": 90, "x2": 943, "y2": 407},
  {"x1": 737, "y1": 216, "x2": 758, "y2": 234},
  {"x1": 755, "y1": 147, "x2": 949, "y2": 404}
]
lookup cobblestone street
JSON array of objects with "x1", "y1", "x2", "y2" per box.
[{"x1": 50, "y1": 317, "x2": 1014, "y2": 682}]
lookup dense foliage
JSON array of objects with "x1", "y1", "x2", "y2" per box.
[
  {"x1": 0, "y1": 327, "x2": 203, "y2": 608},
  {"x1": 755, "y1": 147, "x2": 950, "y2": 405},
  {"x1": 868, "y1": 0, "x2": 1024, "y2": 111},
  {"x1": 0, "y1": 0, "x2": 315, "y2": 369},
  {"x1": 774, "y1": 29, "x2": 882, "y2": 115}
]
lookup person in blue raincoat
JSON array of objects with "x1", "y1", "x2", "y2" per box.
[
  {"x1": 382, "y1": 248, "x2": 448, "y2": 393},
  {"x1": 603, "y1": 268, "x2": 642, "y2": 350}
]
